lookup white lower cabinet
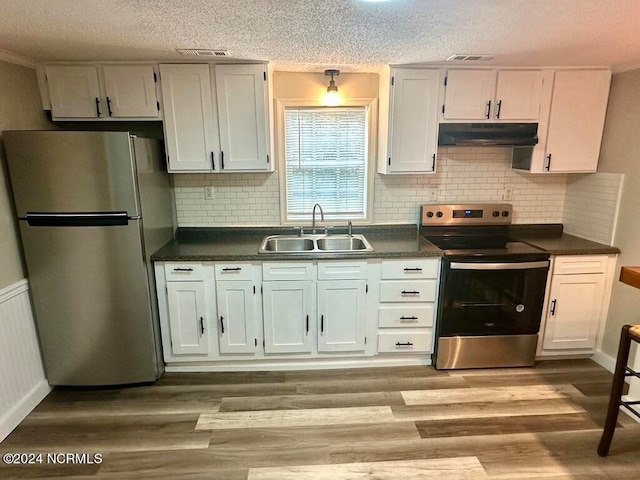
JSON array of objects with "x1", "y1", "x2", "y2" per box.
[
  {"x1": 377, "y1": 258, "x2": 439, "y2": 355},
  {"x1": 166, "y1": 281, "x2": 208, "y2": 355},
  {"x1": 156, "y1": 257, "x2": 441, "y2": 368},
  {"x1": 318, "y1": 279, "x2": 367, "y2": 353},
  {"x1": 263, "y1": 280, "x2": 314, "y2": 354},
  {"x1": 538, "y1": 255, "x2": 616, "y2": 356},
  {"x1": 216, "y1": 280, "x2": 258, "y2": 354}
]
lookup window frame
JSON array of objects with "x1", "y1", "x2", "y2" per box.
[{"x1": 275, "y1": 97, "x2": 378, "y2": 225}]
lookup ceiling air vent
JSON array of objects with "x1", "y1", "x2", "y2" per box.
[
  {"x1": 176, "y1": 49, "x2": 231, "y2": 57},
  {"x1": 446, "y1": 54, "x2": 495, "y2": 62}
]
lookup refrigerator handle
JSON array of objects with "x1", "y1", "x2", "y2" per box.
[{"x1": 26, "y1": 212, "x2": 130, "y2": 227}]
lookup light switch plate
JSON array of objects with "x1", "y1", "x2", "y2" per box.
[{"x1": 426, "y1": 188, "x2": 438, "y2": 201}]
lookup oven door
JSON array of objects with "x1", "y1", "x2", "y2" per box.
[{"x1": 438, "y1": 259, "x2": 550, "y2": 337}]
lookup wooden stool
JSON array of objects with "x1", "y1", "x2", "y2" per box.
[{"x1": 598, "y1": 324, "x2": 640, "y2": 456}]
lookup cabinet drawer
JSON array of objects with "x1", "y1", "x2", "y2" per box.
[
  {"x1": 379, "y1": 305, "x2": 434, "y2": 328},
  {"x1": 214, "y1": 262, "x2": 253, "y2": 281},
  {"x1": 553, "y1": 255, "x2": 608, "y2": 275},
  {"x1": 378, "y1": 331, "x2": 433, "y2": 353},
  {"x1": 380, "y1": 280, "x2": 437, "y2": 302},
  {"x1": 317, "y1": 260, "x2": 367, "y2": 280},
  {"x1": 381, "y1": 258, "x2": 439, "y2": 279},
  {"x1": 262, "y1": 262, "x2": 314, "y2": 281},
  {"x1": 164, "y1": 263, "x2": 204, "y2": 281}
]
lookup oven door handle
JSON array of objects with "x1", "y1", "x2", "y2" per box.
[{"x1": 449, "y1": 261, "x2": 549, "y2": 271}]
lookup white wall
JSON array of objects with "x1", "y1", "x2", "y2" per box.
[
  {"x1": 0, "y1": 59, "x2": 53, "y2": 442},
  {"x1": 596, "y1": 67, "x2": 640, "y2": 358}
]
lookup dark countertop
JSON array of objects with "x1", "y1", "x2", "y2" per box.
[
  {"x1": 509, "y1": 224, "x2": 621, "y2": 256},
  {"x1": 151, "y1": 223, "x2": 620, "y2": 262},
  {"x1": 152, "y1": 225, "x2": 442, "y2": 262}
]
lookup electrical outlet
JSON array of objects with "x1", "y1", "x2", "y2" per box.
[
  {"x1": 502, "y1": 185, "x2": 514, "y2": 201},
  {"x1": 204, "y1": 186, "x2": 215, "y2": 200},
  {"x1": 427, "y1": 188, "x2": 438, "y2": 202}
]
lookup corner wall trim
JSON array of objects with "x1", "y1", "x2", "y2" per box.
[
  {"x1": 0, "y1": 278, "x2": 29, "y2": 304},
  {"x1": 0, "y1": 49, "x2": 38, "y2": 69},
  {"x1": 0, "y1": 381, "x2": 51, "y2": 443}
]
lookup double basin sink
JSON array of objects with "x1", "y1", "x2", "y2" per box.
[{"x1": 259, "y1": 234, "x2": 374, "y2": 254}]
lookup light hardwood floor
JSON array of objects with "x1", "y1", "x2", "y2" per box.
[{"x1": 1, "y1": 359, "x2": 639, "y2": 479}]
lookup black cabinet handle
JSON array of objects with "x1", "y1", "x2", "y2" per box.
[
  {"x1": 545, "y1": 154, "x2": 552, "y2": 171},
  {"x1": 495, "y1": 100, "x2": 502, "y2": 119},
  {"x1": 222, "y1": 267, "x2": 242, "y2": 272},
  {"x1": 200, "y1": 317, "x2": 205, "y2": 335},
  {"x1": 221, "y1": 151, "x2": 225, "y2": 170},
  {"x1": 396, "y1": 342, "x2": 414, "y2": 347},
  {"x1": 106, "y1": 96, "x2": 113, "y2": 116},
  {"x1": 403, "y1": 268, "x2": 423, "y2": 272},
  {"x1": 306, "y1": 315, "x2": 309, "y2": 333},
  {"x1": 320, "y1": 315, "x2": 324, "y2": 334},
  {"x1": 431, "y1": 153, "x2": 435, "y2": 171},
  {"x1": 400, "y1": 316, "x2": 418, "y2": 321},
  {"x1": 550, "y1": 299, "x2": 557, "y2": 316},
  {"x1": 173, "y1": 267, "x2": 193, "y2": 272},
  {"x1": 211, "y1": 152, "x2": 215, "y2": 170},
  {"x1": 95, "y1": 97, "x2": 101, "y2": 117},
  {"x1": 485, "y1": 100, "x2": 491, "y2": 119},
  {"x1": 220, "y1": 316, "x2": 225, "y2": 334},
  {"x1": 401, "y1": 290, "x2": 420, "y2": 295}
]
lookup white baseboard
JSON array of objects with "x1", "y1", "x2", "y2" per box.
[
  {"x1": 591, "y1": 349, "x2": 617, "y2": 373},
  {"x1": 0, "y1": 381, "x2": 51, "y2": 443}
]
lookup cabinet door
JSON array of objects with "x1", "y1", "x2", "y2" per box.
[
  {"x1": 166, "y1": 281, "x2": 208, "y2": 355},
  {"x1": 443, "y1": 70, "x2": 496, "y2": 120},
  {"x1": 214, "y1": 64, "x2": 271, "y2": 172},
  {"x1": 543, "y1": 273, "x2": 605, "y2": 350},
  {"x1": 494, "y1": 70, "x2": 546, "y2": 121},
  {"x1": 45, "y1": 65, "x2": 101, "y2": 119},
  {"x1": 543, "y1": 70, "x2": 611, "y2": 173},
  {"x1": 159, "y1": 64, "x2": 219, "y2": 172},
  {"x1": 318, "y1": 280, "x2": 367, "y2": 352},
  {"x1": 216, "y1": 280, "x2": 257, "y2": 354},
  {"x1": 263, "y1": 281, "x2": 314, "y2": 354},
  {"x1": 103, "y1": 65, "x2": 159, "y2": 118},
  {"x1": 386, "y1": 68, "x2": 441, "y2": 173}
]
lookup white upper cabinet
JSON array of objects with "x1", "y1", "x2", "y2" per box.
[
  {"x1": 43, "y1": 64, "x2": 160, "y2": 120},
  {"x1": 102, "y1": 65, "x2": 159, "y2": 118},
  {"x1": 159, "y1": 63, "x2": 273, "y2": 173},
  {"x1": 442, "y1": 70, "x2": 496, "y2": 120},
  {"x1": 442, "y1": 69, "x2": 551, "y2": 122},
  {"x1": 159, "y1": 64, "x2": 220, "y2": 172},
  {"x1": 494, "y1": 70, "x2": 550, "y2": 120},
  {"x1": 45, "y1": 65, "x2": 102, "y2": 119},
  {"x1": 378, "y1": 67, "x2": 442, "y2": 174},
  {"x1": 540, "y1": 70, "x2": 612, "y2": 173},
  {"x1": 214, "y1": 64, "x2": 272, "y2": 172}
]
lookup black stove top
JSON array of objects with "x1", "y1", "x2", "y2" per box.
[{"x1": 419, "y1": 203, "x2": 549, "y2": 261}]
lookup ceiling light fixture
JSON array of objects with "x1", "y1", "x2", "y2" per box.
[{"x1": 323, "y1": 69, "x2": 340, "y2": 107}]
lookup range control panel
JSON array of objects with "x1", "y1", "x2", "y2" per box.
[{"x1": 420, "y1": 203, "x2": 513, "y2": 226}]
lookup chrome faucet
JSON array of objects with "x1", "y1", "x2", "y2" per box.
[
  {"x1": 311, "y1": 203, "x2": 324, "y2": 234},
  {"x1": 347, "y1": 220, "x2": 353, "y2": 237}
]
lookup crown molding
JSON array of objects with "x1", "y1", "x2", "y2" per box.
[{"x1": 0, "y1": 49, "x2": 38, "y2": 69}]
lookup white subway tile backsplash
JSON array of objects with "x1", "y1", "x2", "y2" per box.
[{"x1": 171, "y1": 147, "x2": 616, "y2": 230}]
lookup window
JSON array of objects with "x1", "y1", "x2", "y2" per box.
[{"x1": 282, "y1": 106, "x2": 370, "y2": 222}]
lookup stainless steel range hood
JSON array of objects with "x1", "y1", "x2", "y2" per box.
[{"x1": 438, "y1": 123, "x2": 538, "y2": 146}]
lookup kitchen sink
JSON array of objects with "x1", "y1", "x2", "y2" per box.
[
  {"x1": 261, "y1": 236, "x2": 315, "y2": 252},
  {"x1": 259, "y1": 234, "x2": 374, "y2": 254},
  {"x1": 316, "y1": 236, "x2": 370, "y2": 251}
]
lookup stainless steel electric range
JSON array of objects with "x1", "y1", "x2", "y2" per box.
[{"x1": 420, "y1": 203, "x2": 550, "y2": 370}]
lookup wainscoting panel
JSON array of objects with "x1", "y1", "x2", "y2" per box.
[{"x1": 0, "y1": 279, "x2": 50, "y2": 442}]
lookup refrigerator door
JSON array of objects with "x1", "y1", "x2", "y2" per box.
[
  {"x1": 19, "y1": 219, "x2": 158, "y2": 385},
  {"x1": 4, "y1": 130, "x2": 140, "y2": 217}
]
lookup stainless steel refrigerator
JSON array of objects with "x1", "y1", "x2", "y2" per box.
[{"x1": 3, "y1": 130, "x2": 174, "y2": 386}]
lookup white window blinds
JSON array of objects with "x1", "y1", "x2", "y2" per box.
[{"x1": 284, "y1": 107, "x2": 368, "y2": 220}]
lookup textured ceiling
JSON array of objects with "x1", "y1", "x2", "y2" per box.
[{"x1": 0, "y1": 0, "x2": 639, "y2": 72}]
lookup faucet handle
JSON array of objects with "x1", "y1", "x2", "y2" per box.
[
  {"x1": 295, "y1": 226, "x2": 305, "y2": 236},
  {"x1": 323, "y1": 225, "x2": 333, "y2": 236}
]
